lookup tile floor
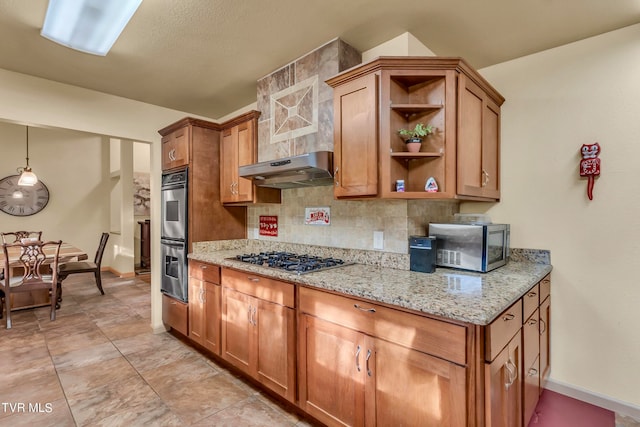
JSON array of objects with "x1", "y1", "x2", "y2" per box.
[
  {"x1": 0, "y1": 272, "x2": 316, "y2": 426},
  {"x1": 1, "y1": 272, "x2": 638, "y2": 427}
]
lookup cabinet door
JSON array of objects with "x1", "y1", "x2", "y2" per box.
[
  {"x1": 188, "y1": 279, "x2": 204, "y2": 344},
  {"x1": 368, "y1": 337, "x2": 467, "y2": 427},
  {"x1": 162, "y1": 294, "x2": 188, "y2": 336},
  {"x1": 220, "y1": 127, "x2": 238, "y2": 203},
  {"x1": 162, "y1": 127, "x2": 189, "y2": 170},
  {"x1": 333, "y1": 73, "x2": 379, "y2": 198},
  {"x1": 457, "y1": 75, "x2": 500, "y2": 200},
  {"x1": 539, "y1": 296, "x2": 551, "y2": 391},
  {"x1": 221, "y1": 287, "x2": 256, "y2": 374},
  {"x1": 299, "y1": 314, "x2": 365, "y2": 427},
  {"x1": 203, "y1": 281, "x2": 221, "y2": 355},
  {"x1": 235, "y1": 120, "x2": 255, "y2": 202},
  {"x1": 485, "y1": 330, "x2": 522, "y2": 427},
  {"x1": 257, "y1": 299, "x2": 296, "y2": 402},
  {"x1": 523, "y1": 310, "x2": 540, "y2": 426}
]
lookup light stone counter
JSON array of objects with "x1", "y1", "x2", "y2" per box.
[{"x1": 189, "y1": 240, "x2": 552, "y2": 326}]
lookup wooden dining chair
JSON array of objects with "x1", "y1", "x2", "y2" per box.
[
  {"x1": 57, "y1": 233, "x2": 109, "y2": 301},
  {"x1": 1, "y1": 230, "x2": 43, "y2": 243},
  {"x1": 1, "y1": 239, "x2": 62, "y2": 329}
]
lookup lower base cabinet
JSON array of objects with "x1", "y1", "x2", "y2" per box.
[
  {"x1": 221, "y1": 269, "x2": 296, "y2": 403},
  {"x1": 298, "y1": 288, "x2": 467, "y2": 427},
  {"x1": 485, "y1": 330, "x2": 523, "y2": 427},
  {"x1": 177, "y1": 262, "x2": 550, "y2": 427}
]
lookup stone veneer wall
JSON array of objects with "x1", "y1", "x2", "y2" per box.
[
  {"x1": 256, "y1": 38, "x2": 361, "y2": 161},
  {"x1": 247, "y1": 186, "x2": 459, "y2": 254}
]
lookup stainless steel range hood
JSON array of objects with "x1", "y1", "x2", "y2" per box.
[{"x1": 238, "y1": 151, "x2": 333, "y2": 189}]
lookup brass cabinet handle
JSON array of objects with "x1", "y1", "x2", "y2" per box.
[
  {"x1": 355, "y1": 345, "x2": 361, "y2": 372},
  {"x1": 354, "y1": 304, "x2": 376, "y2": 313}
]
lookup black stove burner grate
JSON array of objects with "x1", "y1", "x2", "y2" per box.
[{"x1": 233, "y1": 251, "x2": 349, "y2": 274}]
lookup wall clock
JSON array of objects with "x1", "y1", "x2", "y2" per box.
[{"x1": 0, "y1": 175, "x2": 50, "y2": 216}]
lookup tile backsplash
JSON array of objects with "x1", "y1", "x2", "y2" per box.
[{"x1": 248, "y1": 186, "x2": 459, "y2": 253}]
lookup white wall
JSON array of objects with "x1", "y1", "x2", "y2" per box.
[
  {"x1": 464, "y1": 24, "x2": 640, "y2": 407},
  {"x1": 0, "y1": 68, "x2": 205, "y2": 332},
  {"x1": 0, "y1": 123, "x2": 110, "y2": 261}
]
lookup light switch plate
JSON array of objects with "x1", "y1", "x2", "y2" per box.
[{"x1": 373, "y1": 231, "x2": 384, "y2": 250}]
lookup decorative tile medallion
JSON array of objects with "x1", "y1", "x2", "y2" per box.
[{"x1": 270, "y1": 75, "x2": 318, "y2": 143}]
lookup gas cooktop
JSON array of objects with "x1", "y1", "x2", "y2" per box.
[{"x1": 230, "y1": 251, "x2": 352, "y2": 275}]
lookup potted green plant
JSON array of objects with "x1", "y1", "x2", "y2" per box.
[{"x1": 398, "y1": 123, "x2": 433, "y2": 152}]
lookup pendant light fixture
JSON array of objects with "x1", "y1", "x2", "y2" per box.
[{"x1": 17, "y1": 126, "x2": 38, "y2": 186}]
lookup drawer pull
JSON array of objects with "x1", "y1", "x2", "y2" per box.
[
  {"x1": 200, "y1": 265, "x2": 208, "y2": 269},
  {"x1": 528, "y1": 318, "x2": 537, "y2": 326},
  {"x1": 527, "y1": 291, "x2": 537, "y2": 298},
  {"x1": 503, "y1": 313, "x2": 515, "y2": 321},
  {"x1": 355, "y1": 345, "x2": 362, "y2": 372},
  {"x1": 504, "y1": 358, "x2": 518, "y2": 389},
  {"x1": 528, "y1": 368, "x2": 538, "y2": 377},
  {"x1": 366, "y1": 349, "x2": 373, "y2": 377},
  {"x1": 354, "y1": 304, "x2": 376, "y2": 313},
  {"x1": 248, "y1": 277, "x2": 260, "y2": 282},
  {"x1": 539, "y1": 318, "x2": 547, "y2": 334}
]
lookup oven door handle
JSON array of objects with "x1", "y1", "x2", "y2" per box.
[
  {"x1": 161, "y1": 240, "x2": 185, "y2": 248},
  {"x1": 161, "y1": 183, "x2": 187, "y2": 192}
]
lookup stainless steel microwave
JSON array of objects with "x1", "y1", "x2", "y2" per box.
[{"x1": 428, "y1": 223, "x2": 510, "y2": 272}]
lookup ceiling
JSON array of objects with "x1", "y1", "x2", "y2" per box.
[{"x1": 1, "y1": 0, "x2": 639, "y2": 120}]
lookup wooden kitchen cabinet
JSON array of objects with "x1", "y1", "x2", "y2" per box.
[
  {"x1": 221, "y1": 268, "x2": 296, "y2": 402},
  {"x1": 188, "y1": 261, "x2": 221, "y2": 355},
  {"x1": 219, "y1": 111, "x2": 280, "y2": 205},
  {"x1": 161, "y1": 125, "x2": 190, "y2": 170},
  {"x1": 457, "y1": 74, "x2": 501, "y2": 199},
  {"x1": 162, "y1": 294, "x2": 188, "y2": 336},
  {"x1": 332, "y1": 72, "x2": 379, "y2": 198},
  {"x1": 483, "y1": 275, "x2": 551, "y2": 427},
  {"x1": 159, "y1": 117, "x2": 247, "y2": 250},
  {"x1": 485, "y1": 330, "x2": 523, "y2": 427},
  {"x1": 298, "y1": 286, "x2": 467, "y2": 427},
  {"x1": 539, "y1": 275, "x2": 551, "y2": 390},
  {"x1": 326, "y1": 57, "x2": 504, "y2": 201}
]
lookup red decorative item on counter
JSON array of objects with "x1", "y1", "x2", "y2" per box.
[{"x1": 579, "y1": 142, "x2": 601, "y2": 200}]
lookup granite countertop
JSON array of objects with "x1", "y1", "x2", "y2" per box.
[{"x1": 189, "y1": 241, "x2": 552, "y2": 326}]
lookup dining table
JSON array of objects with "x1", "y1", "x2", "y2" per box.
[{"x1": 0, "y1": 242, "x2": 87, "y2": 310}]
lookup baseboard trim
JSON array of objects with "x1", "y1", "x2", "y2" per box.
[
  {"x1": 545, "y1": 378, "x2": 640, "y2": 419},
  {"x1": 105, "y1": 267, "x2": 135, "y2": 278}
]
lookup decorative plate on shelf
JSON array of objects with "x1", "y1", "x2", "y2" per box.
[{"x1": 0, "y1": 174, "x2": 50, "y2": 216}]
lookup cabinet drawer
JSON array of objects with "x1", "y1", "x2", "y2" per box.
[
  {"x1": 540, "y1": 274, "x2": 551, "y2": 302},
  {"x1": 189, "y1": 260, "x2": 221, "y2": 284},
  {"x1": 221, "y1": 268, "x2": 295, "y2": 308},
  {"x1": 485, "y1": 299, "x2": 522, "y2": 362},
  {"x1": 523, "y1": 284, "x2": 539, "y2": 321},
  {"x1": 299, "y1": 287, "x2": 467, "y2": 365},
  {"x1": 162, "y1": 294, "x2": 188, "y2": 336}
]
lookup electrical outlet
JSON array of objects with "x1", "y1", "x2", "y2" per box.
[{"x1": 373, "y1": 231, "x2": 384, "y2": 250}]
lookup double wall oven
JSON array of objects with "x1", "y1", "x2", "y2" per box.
[{"x1": 160, "y1": 169, "x2": 188, "y2": 302}]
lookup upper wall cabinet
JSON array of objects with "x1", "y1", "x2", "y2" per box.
[
  {"x1": 327, "y1": 57, "x2": 505, "y2": 201},
  {"x1": 220, "y1": 111, "x2": 281, "y2": 205}
]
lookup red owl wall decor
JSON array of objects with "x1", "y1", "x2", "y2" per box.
[{"x1": 579, "y1": 142, "x2": 601, "y2": 200}]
